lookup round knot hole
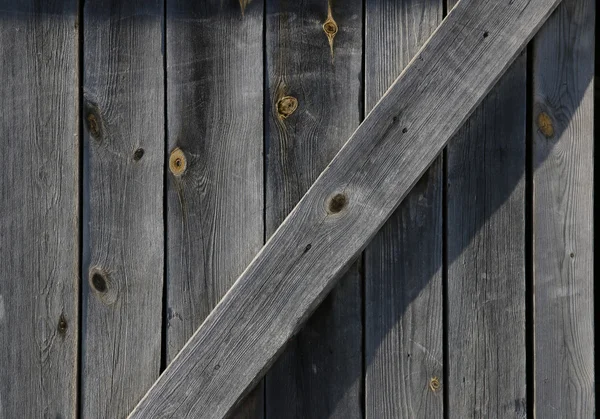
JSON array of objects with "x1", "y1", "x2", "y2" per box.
[
  {"x1": 169, "y1": 148, "x2": 187, "y2": 176},
  {"x1": 133, "y1": 148, "x2": 145, "y2": 161},
  {"x1": 483, "y1": 31, "x2": 489, "y2": 38},
  {"x1": 277, "y1": 96, "x2": 298, "y2": 119},
  {"x1": 90, "y1": 271, "x2": 107, "y2": 293},
  {"x1": 328, "y1": 193, "x2": 347, "y2": 214}
]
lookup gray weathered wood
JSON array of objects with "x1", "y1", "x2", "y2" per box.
[
  {"x1": 532, "y1": 0, "x2": 595, "y2": 416},
  {"x1": 166, "y1": 1, "x2": 264, "y2": 417},
  {"x1": 130, "y1": 1, "x2": 560, "y2": 417},
  {"x1": 0, "y1": 2, "x2": 79, "y2": 417},
  {"x1": 364, "y1": 0, "x2": 443, "y2": 417},
  {"x1": 81, "y1": 1, "x2": 164, "y2": 417},
  {"x1": 264, "y1": 1, "x2": 363, "y2": 417},
  {"x1": 446, "y1": 20, "x2": 527, "y2": 415}
]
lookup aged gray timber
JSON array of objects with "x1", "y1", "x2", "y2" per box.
[
  {"x1": 82, "y1": 1, "x2": 164, "y2": 417},
  {"x1": 166, "y1": 1, "x2": 264, "y2": 417},
  {"x1": 264, "y1": 1, "x2": 363, "y2": 418},
  {"x1": 0, "y1": 2, "x2": 79, "y2": 417},
  {"x1": 364, "y1": 0, "x2": 443, "y2": 417},
  {"x1": 532, "y1": 0, "x2": 595, "y2": 415},
  {"x1": 446, "y1": 19, "x2": 527, "y2": 416},
  {"x1": 130, "y1": 0, "x2": 560, "y2": 417}
]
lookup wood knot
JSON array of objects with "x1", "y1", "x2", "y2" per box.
[
  {"x1": 133, "y1": 148, "x2": 144, "y2": 161},
  {"x1": 89, "y1": 267, "x2": 118, "y2": 305},
  {"x1": 323, "y1": 19, "x2": 338, "y2": 36},
  {"x1": 327, "y1": 193, "x2": 347, "y2": 214},
  {"x1": 429, "y1": 377, "x2": 441, "y2": 392},
  {"x1": 57, "y1": 314, "x2": 68, "y2": 336},
  {"x1": 86, "y1": 113, "x2": 101, "y2": 140},
  {"x1": 537, "y1": 112, "x2": 554, "y2": 138},
  {"x1": 323, "y1": 12, "x2": 338, "y2": 60},
  {"x1": 84, "y1": 100, "x2": 104, "y2": 141},
  {"x1": 90, "y1": 270, "x2": 108, "y2": 293},
  {"x1": 277, "y1": 96, "x2": 298, "y2": 119},
  {"x1": 169, "y1": 148, "x2": 187, "y2": 176}
]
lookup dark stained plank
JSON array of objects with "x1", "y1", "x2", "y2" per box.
[
  {"x1": 446, "y1": 26, "x2": 527, "y2": 416},
  {"x1": 129, "y1": 1, "x2": 561, "y2": 417},
  {"x1": 364, "y1": 0, "x2": 443, "y2": 417},
  {"x1": 264, "y1": 1, "x2": 363, "y2": 418},
  {"x1": 532, "y1": 0, "x2": 595, "y2": 415},
  {"x1": 165, "y1": 1, "x2": 264, "y2": 417},
  {"x1": 0, "y1": 2, "x2": 79, "y2": 417},
  {"x1": 81, "y1": 1, "x2": 164, "y2": 417}
]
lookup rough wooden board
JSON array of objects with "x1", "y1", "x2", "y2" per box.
[
  {"x1": 446, "y1": 49, "x2": 527, "y2": 418},
  {"x1": 81, "y1": 1, "x2": 164, "y2": 417},
  {"x1": 532, "y1": 0, "x2": 595, "y2": 416},
  {"x1": 129, "y1": 1, "x2": 561, "y2": 417},
  {"x1": 0, "y1": 2, "x2": 79, "y2": 417},
  {"x1": 364, "y1": 0, "x2": 443, "y2": 417},
  {"x1": 165, "y1": 1, "x2": 264, "y2": 417},
  {"x1": 264, "y1": 1, "x2": 363, "y2": 417}
]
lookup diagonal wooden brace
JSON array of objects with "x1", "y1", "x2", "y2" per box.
[{"x1": 130, "y1": 0, "x2": 561, "y2": 417}]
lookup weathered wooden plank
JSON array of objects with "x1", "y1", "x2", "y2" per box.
[
  {"x1": 130, "y1": 1, "x2": 560, "y2": 417},
  {"x1": 532, "y1": 0, "x2": 595, "y2": 415},
  {"x1": 0, "y1": 2, "x2": 79, "y2": 417},
  {"x1": 446, "y1": 29, "x2": 527, "y2": 417},
  {"x1": 81, "y1": 1, "x2": 164, "y2": 417},
  {"x1": 264, "y1": 1, "x2": 363, "y2": 417},
  {"x1": 165, "y1": 1, "x2": 264, "y2": 417},
  {"x1": 364, "y1": 0, "x2": 443, "y2": 417}
]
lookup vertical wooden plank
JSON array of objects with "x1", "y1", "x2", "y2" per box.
[
  {"x1": 532, "y1": 0, "x2": 595, "y2": 416},
  {"x1": 445, "y1": 0, "x2": 528, "y2": 416},
  {"x1": 165, "y1": 0, "x2": 264, "y2": 417},
  {"x1": 0, "y1": 2, "x2": 79, "y2": 417},
  {"x1": 264, "y1": 1, "x2": 363, "y2": 417},
  {"x1": 364, "y1": 1, "x2": 443, "y2": 418},
  {"x1": 81, "y1": 1, "x2": 164, "y2": 417},
  {"x1": 446, "y1": 52, "x2": 527, "y2": 419}
]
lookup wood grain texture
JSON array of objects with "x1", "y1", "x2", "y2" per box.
[
  {"x1": 264, "y1": 1, "x2": 363, "y2": 418},
  {"x1": 0, "y1": 2, "x2": 79, "y2": 417},
  {"x1": 364, "y1": 0, "x2": 443, "y2": 417},
  {"x1": 446, "y1": 43, "x2": 527, "y2": 419},
  {"x1": 165, "y1": 1, "x2": 264, "y2": 417},
  {"x1": 130, "y1": 1, "x2": 560, "y2": 417},
  {"x1": 81, "y1": 1, "x2": 164, "y2": 417},
  {"x1": 532, "y1": 0, "x2": 595, "y2": 416}
]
